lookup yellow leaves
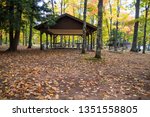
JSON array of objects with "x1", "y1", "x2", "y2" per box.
[
  {"x1": 2, "y1": 79, "x2": 8, "y2": 83},
  {"x1": 53, "y1": 80, "x2": 59, "y2": 86},
  {"x1": 37, "y1": 83, "x2": 42, "y2": 93}
]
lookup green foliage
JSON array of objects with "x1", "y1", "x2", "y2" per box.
[{"x1": 109, "y1": 28, "x2": 124, "y2": 42}]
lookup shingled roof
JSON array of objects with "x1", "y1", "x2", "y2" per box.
[{"x1": 34, "y1": 13, "x2": 97, "y2": 35}]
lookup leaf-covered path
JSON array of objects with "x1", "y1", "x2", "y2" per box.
[{"x1": 0, "y1": 49, "x2": 150, "y2": 99}]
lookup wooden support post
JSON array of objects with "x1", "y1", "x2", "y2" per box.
[
  {"x1": 50, "y1": 35, "x2": 52, "y2": 48},
  {"x1": 22, "y1": 29, "x2": 25, "y2": 46},
  {"x1": 87, "y1": 34, "x2": 90, "y2": 51},
  {"x1": 68, "y1": 36, "x2": 70, "y2": 48},
  {"x1": 55, "y1": 35, "x2": 57, "y2": 43},
  {"x1": 40, "y1": 32, "x2": 43, "y2": 50},
  {"x1": 90, "y1": 33, "x2": 93, "y2": 50},
  {"x1": 64, "y1": 36, "x2": 66, "y2": 48},
  {"x1": 60, "y1": 35, "x2": 63, "y2": 47},
  {"x1": 53, "y1": 35, "x2": 55, "y2": 48},
  {"x1": 46, "y1": 33, "x2": 49, "y2": 49},
  {"x1": 5, "y1": 32, "x2": 8, "y2": 45},
  {"x1": 93, "y1": 33, "x2": 95, "y2": 49},
  {"x1": 53, "y1": 35, "x2": 58, "y2": 48},
  {"x1": 72, "y1": 36, "x2": 74, "y2": 48}
]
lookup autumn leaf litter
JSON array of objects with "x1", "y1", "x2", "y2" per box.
[{"x1": 0, "y1": 49, "x2": 150, "y2": 99}]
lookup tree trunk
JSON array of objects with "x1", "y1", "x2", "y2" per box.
[
  {"x1": 63, "y1": 1, "x2": 66, "y2": 13},
  {"x1": 91, "y1": 15, "x2": 95, "y2": 25},
  {"x1": 109, "y1": 0, "x2": 113, "y2": 41},
  {"x1": 131, "y1": 0, "x2": 141, "y2": 52},
  {"x1": 25, "y1": 23, "x2": 28, "y2": 46},
  {"x1": 78, "y1": 1, "x2": 82, "y2": 19},
  {"x1": 82, "y1": 0, "x2": 87, "y2": 54},
  {"x1": 114, "y1": 0, "x2": 120, "y2": 51},
  {"x1": 28, "y1": 13, "x2": 33, "y2": 48},
  {"x1": 7, "y1": 1, "x2": 22, "y2": 51},
  {"x1": 95, "y1": 0, "x2": 103, "y2": 59},
  {"x1": 8, "y1": 1, "x2": 15, "y2": 51},
  {"x1": 148, "y1": 38, "x2": 150, "y2": 51},
  {"x1": 22, "y1": 28, "x2": 25, "y2": 46},
  {"x1": 14, "y1": 2, "x2": 22, "y2": 50},
  {"x1": 5, "y1": 31, "x2": 8, "y2": 44},
  {"x1": 0, "y1": 30, "x2": 2, "y2": 45},
  {"x1": 51, "y1": 0, "x2": 55, "y2": 14},
  {"x1": 60, "y1": 0, "x2": 63, "y2": 15},
  {"x1": 104, "y1": 7, "x2": 110, "y2": 41},
  {"x1": 143, "y1": 2, "x2": 149, "y2": 54}
]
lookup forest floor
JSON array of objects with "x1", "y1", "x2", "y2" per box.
[{"x1": 0, "y1": 46, "x2": 150, "y2": 100}]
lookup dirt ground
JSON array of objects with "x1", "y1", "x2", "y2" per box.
[{"x1": 0, "y1": 47, "x2": 150, "y2": 100}]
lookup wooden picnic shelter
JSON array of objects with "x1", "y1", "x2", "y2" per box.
[{"x1": 34, "y1": 13, "x2": 97, "y2": 50}]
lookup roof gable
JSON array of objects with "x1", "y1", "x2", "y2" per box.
[
  {"x1": 51, "y1": 15, "x2": 83, "y2": 29},
  {"x1": 34, "y1": 13, "x2": 97, "y2": 35},
  {"x1": 53, "y1": 13, "x2": 97, "y2": 30}
]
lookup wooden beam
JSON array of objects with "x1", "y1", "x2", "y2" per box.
[
  {"x1": 46, "y1": 33, "x2": 49, "y2": 49},
  {"x1": 50, "y1": 35, "x2": 52, "y2": 48},
  {"x1": 40, "y1": 32, "x2": 43, "y2": 50},
  {"x1": 87, "y1": 35, "x2": 90, "y2": 51},
  {"x1": 72, "y1": 36, "x2": 74, "y2": 48},
  {"x1": 48, "y1": 29, "x2": 83, "y2": 35},
  {"x1": 91, "y1": 33, "x2": 93, "y2": 50}
]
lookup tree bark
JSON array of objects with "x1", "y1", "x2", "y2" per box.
[
  {"x1": 114, "y1": 0, "x2": 120, "y2": 51},
  {"x1": 82, "y1": 0, "x2": 87, "y2": 54},
  {"x1": 0, "y1": 30, "x2": 2, "y2": 45},
  {"x1": 28, "y1": 13, "x2": 33, "y2": 48},
  {"x1": 5, "y1": 31, "x2": 8, "y2": 44},
  {"x1": 78, "y1": 1, "x2": 82, "y2": 19},
  {"x1": 14, "y1": 2, "x2": 22, "y2": 50},
  {"x1": 109, "y1": 0, "x2": 113, "y2": 41},
  {"x1": 95, "y1": 0, "x2": 103, "y2": 59},
  {"x1": 131, "y1": 0, "x2": 141, "y2": 52},
  {"x1": 142, "y1": 2, "x2": 149, "y2": 54},
  {"x1": 148, "y1": 38, "x2": 150, "y2": 51},
  {"x1": 51, "y1": 0, "x2": 55, "y2": 14},
  {"x1": 60, "y1": 0, "x2": 63, "y2": 15},
  {"x1": 22, "y1": 28, "x2": 25, "y2": 45},
  {"x1": 25, "y1": 23, "x2": 28, "y2": 46},
  {"x1": 8, "y1": 1, "x2": 15, "y2": 51},
  {"x1": 104, "y1": 7, "x2": 110, "y2": 41}
]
